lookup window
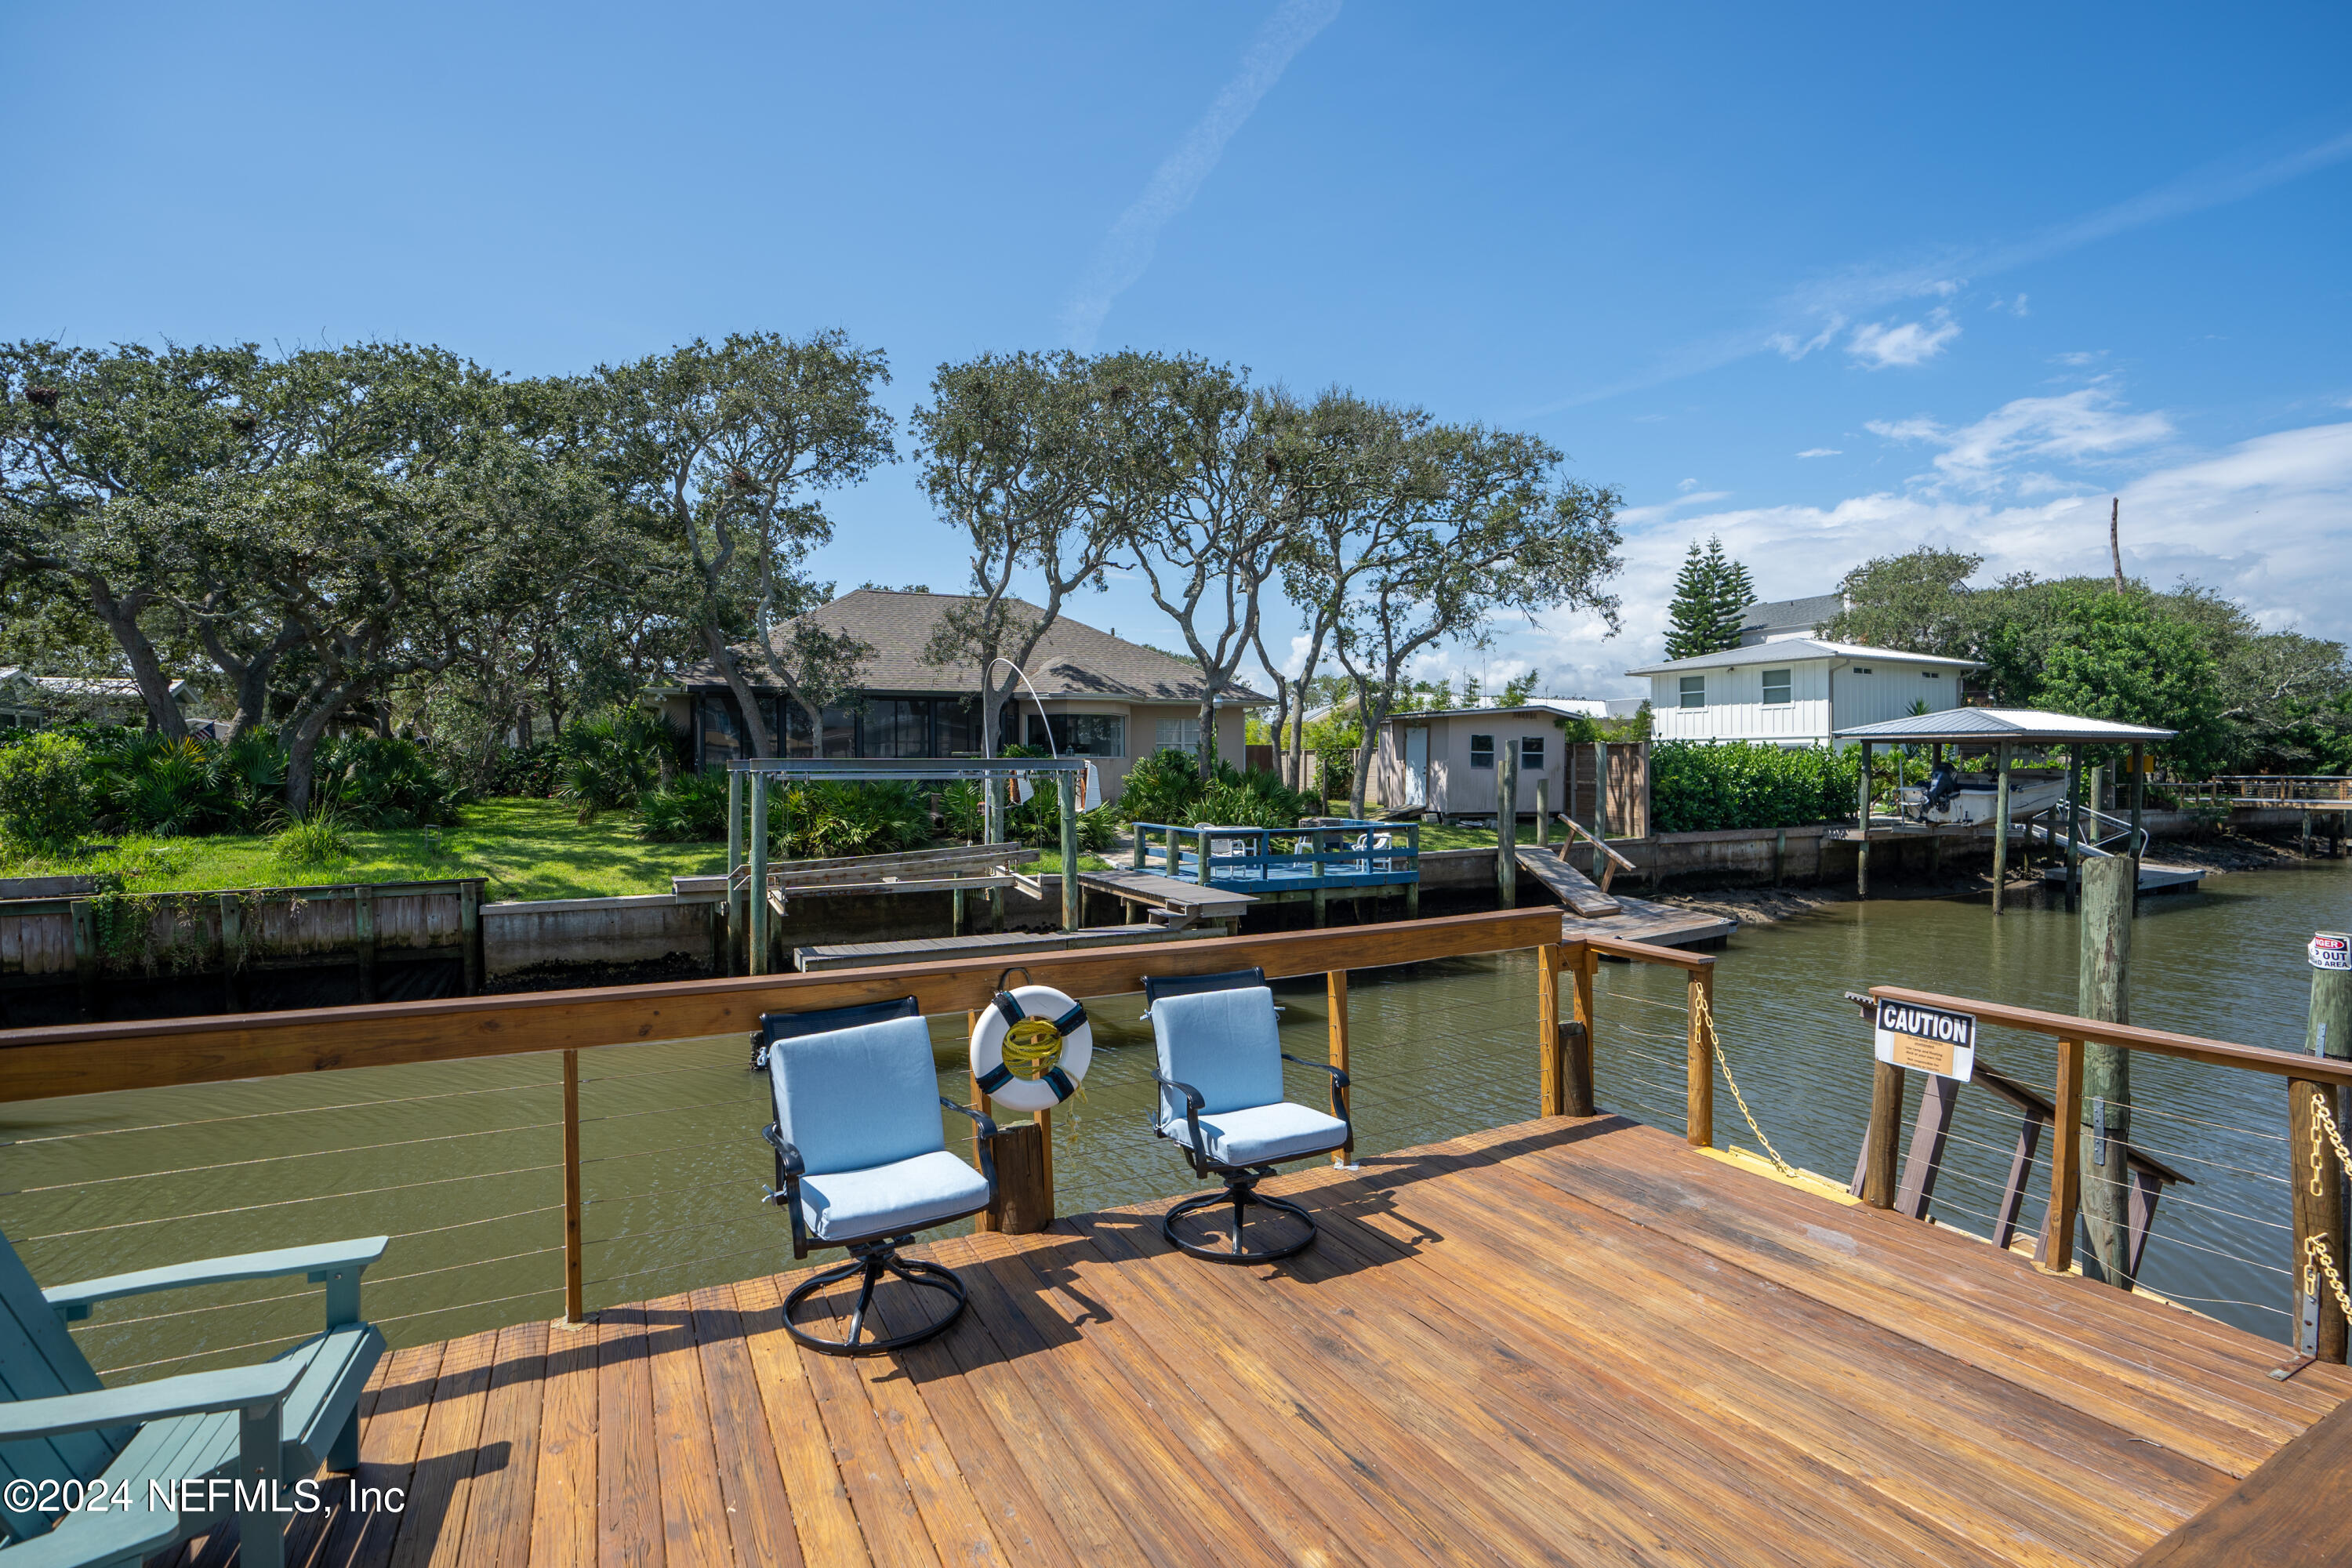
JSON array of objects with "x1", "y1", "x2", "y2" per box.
[
  {"x1": 1519, "y1": 736, "x2": 1544, "y2": 771},
  {"x1": 1849, "y1": 666, "x2": 1873, "y2": 676},
  {"x1": 936, "y1": 695, "x2": 981, "y2": 755},
  {"x1": 820, "y1": 705, "x2": 855, "y2": 758},
  {"x1": 1029, "y1": 713, "x2": 1125, "y2": 757},
  {"x1": 696, "y1": 694, "x2": 743, "y2": 768},
  {"x1": 1922, "y1": 670, "x2": 1942, "y2": 679},
  {"x1": 1679, "y1": 676, "x2": 1705, "y2": 709},
  {"x1": 1155, "y1": 716, "x2": 1200, "y2": 753},
  {"x1": 1469, "y1": 734, "x2": 1495, "y2": 769},
  {"x1": 1762, "y1": 669, "x2": 1791, "y2": 706},
  {"x1": 860, "y1": 698, "x2": 924, "y2": 757}
]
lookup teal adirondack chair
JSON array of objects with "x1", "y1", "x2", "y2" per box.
[{"x1": 0, "y1": 1229, "x2": 387, "y2": 1568}]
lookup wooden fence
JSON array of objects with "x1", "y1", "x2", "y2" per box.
[{"x1": 0, "y1": 907, "x2": 1722, "y2": 1329}]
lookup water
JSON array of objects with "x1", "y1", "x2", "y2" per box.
[{"x1": 5, "y1": 862, "x2": 2344, "y2": 1378}]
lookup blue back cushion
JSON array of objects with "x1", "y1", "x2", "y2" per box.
[
  {"x1": 1152, "y1": 987, "x2": 1283, "y2": 1117},
  {"x1": 768, "y1": 1014, "x2": 945, "y2": 1176}
]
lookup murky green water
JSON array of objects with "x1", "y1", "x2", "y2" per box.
[{"x1": 6, "y1": 861, "x2": 2344, "y2": 1378}]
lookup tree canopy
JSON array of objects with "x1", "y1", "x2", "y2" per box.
[{"x1": 1663, "y1": 535, "x2": 1752, "y2": 660}]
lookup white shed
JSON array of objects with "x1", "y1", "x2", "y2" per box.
[{"x1": 1624, "y1": 640, "x2": 1980, "y2": 746}]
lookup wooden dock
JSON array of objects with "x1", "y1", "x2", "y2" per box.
[
  {"x1": 1076, "y1": 866, "x2": 1258, "y2": 928},
  {"x1": 1514, "y1": 844, "x2": 1622, "y2": 916},
  {"x1": 1565, "y1": 891, "x2": 1737, "y2": 948},
  {"x1": 165, "y1": 1114, "x2": 2350, "y2": 1567}
]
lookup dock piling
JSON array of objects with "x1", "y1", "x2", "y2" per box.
[
  {"x1": 2042, "y1": 1037, "x2": 2086, "y2": 1272},
  {"x1": 2299, "y1": 935, "x2": 2352, "y2": 1359},
  {"x1": 1991, "y1": 743, "x2": 2013, "y2": 916},
  {"x1": 1685, "y1": 967, "x2": 1714, "y2": 1149},
  {"x1": 1860, "y1": 1061, "x2": 1902, "y2": 1208},
  {"x1": 2079, "y1": 855, "x2": 2135, "y2": 1287},
  {"x1": 1856, "y1": 742, "x2": 1872, "y2": 899},
  {"x1": 1566, "y1": 948, "x2": 1597, "y2": 1116}
]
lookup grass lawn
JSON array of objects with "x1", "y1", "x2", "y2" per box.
[
  {"x1": 1014, "y1": 851, "x2": 1115, "y2": 874},
  {"x1": 0, "y1": 799, "x2": 731, "y2": 903}
]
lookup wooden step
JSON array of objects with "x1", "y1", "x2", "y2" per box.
[{"x1": 1515, "y1": 845, "x2": 1622, "y2": 916}]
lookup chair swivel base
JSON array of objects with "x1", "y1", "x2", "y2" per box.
[
  {"x1": 784, "y1": 1237, "x2": 967, "y2": 1356},
  {"x1": 1163, "y1": 1178, "x2": 1317, "y2": 1264}
]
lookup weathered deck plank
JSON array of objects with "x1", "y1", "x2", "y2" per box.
[{"x1": 275, "y1": 1116, "x2": 2347, "y2": 1568}]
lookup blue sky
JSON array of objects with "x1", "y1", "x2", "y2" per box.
[{"x1": 6, "y1": 3, "x2": 2348, "y2": 699}]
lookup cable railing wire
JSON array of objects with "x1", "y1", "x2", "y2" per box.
[
  {"x1": 5, "y1": 1120, "x2": 564, "y2": 1196},
  {"x1": 0, "y1": 1076, "x2": 560, "y2": 1148},
  {"x1": 16, "y1": 1166, "x2": 562, "y2": 1243}
]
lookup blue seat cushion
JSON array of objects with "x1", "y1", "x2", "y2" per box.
[
  {"x1": 799, "y1": 1151, "x2": 991, "y2": 1243},
  {"x1": 1151, "y1": 987, "x2": 1283, "y2": 1119},
  {"x1": 1162, "y1": 1102, "x2": 1349, "y2": 1167},
  {"x1": 769, "y1": 1014, "x2": 946, "y2": 1177}
]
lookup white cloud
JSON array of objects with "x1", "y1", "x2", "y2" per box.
[
  {"x1": 1615, "y1": 490, "x2": 1732, "y2": 525},
  {"x1": 1676, "y1": 477, "x2": 1700, "y2": 492},
  {"x1": 1847, "y1": 308, "x2": 1962, "y2": 368},
  {"x1": 1060, "y1": 0, "x2": 1342, "y2": 350},
  {"x1": 1795, "y1": 448, "x2": 1842, "y2": 459},
  {"x1": 1505, "y1": 417, "x2": 2352, "y2": 698},
  {"x1": 1865, "y1": 385, "x2": 2172, "y2": 492}
]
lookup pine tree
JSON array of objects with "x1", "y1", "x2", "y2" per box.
[
  {"x1": 1664, "y1": 542, "x2": 1719, "y2": 659},
  {"x1": 1710, "y1": 542, "x2": 1756, "y2": 651}
]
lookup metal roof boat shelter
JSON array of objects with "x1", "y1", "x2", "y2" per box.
[{"x1": 1831, "y1": 709, "x2": 2177, "y2": 914}]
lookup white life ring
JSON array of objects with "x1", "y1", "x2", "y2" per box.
[{"x1": 969, "y1": 983, "x2": 1093, "y2": 1112}]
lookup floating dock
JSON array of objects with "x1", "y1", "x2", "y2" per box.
[{"x1": 182, "y1": 1113, "x2": 2347, "y2": 1567}]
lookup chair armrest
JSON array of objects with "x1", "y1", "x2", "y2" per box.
[
  {"x1": 938, "y1": 1098, "x2": 1000, "y2": 1141},
  {"x1": 1280, "y1": 1052, "x2": 1350, "y2": 1089},
  {"x1": 1279, "y1": 1054, "x2": 1353, "y2": 1149},
  {"x1": 0, "y1": 1359, "x2": 304, "y2": 1443},
  {"x1": 760, "y1": 1122, "x2": 806, "y2": 1185},
  {"x1": 45, "y1": 1236, "x2": 389, "y2": 1325},
  {"x1": 1149, "y1": 1073, "x2": 1211, "y2": 1176}
]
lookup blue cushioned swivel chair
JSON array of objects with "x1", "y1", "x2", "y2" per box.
[
  {"x1": 757, "y1": 998, "x2": 999, "y2": 1355},
  {"x1": 1145, "y1": 969, "x2": 1352, "y2": 1264}
]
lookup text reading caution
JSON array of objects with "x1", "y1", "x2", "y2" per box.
[{"x1": 1873, "y1": 999, "x2": 1977, "y2": 1082}]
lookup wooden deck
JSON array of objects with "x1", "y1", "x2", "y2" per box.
[{"x1": 168, "y1": 1115, "x2": 2352, "y2": 1567}]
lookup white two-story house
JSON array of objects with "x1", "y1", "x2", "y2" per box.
[{"x1": 1624, "y1": 640, "x2": 1980, "y2": 746}]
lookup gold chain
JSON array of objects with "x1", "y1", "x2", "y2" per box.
[
  {"x1": 1693, "y1": 988, "x2": 1798, "y2": 1180},
  {"x1": 2303, "y1": 1098, "x2": 2352, "y2": 1327}
]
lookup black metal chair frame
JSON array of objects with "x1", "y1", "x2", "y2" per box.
[
  {"x1": 1144, "y1": 970, "x2": 1353, "y2": 1265},
  {"x1": 755, "y1": 998, "x2": 1000, "y2": 1356}
]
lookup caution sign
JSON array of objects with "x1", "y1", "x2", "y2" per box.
[
  {"x1": 1873, "y1": 998, "x2": 1977, "y2": 1082},
  {"x1": 2312, "y1": 933, "x2": 2350, "y2": 972}
]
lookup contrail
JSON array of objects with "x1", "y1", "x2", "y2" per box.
[
  {"x1": 1526, "y1": 125, "x2": 2352, "y2": 413},
  {"x1": 1062, "y1": 0, "x2": 1343, "y2": 351}
]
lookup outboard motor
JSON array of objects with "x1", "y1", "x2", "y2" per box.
[{"x1": 1922, "y1": 758, "x2": 1963, "y2": 819}]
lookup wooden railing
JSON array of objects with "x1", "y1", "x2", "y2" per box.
[
  {"x1": 0, "y1": 908, "x2": 1722, "y2": 1331},
  {"x1": 1130, "y1": 820, "x2": 1422, "y2": 891},
  {"x1": 1860, "y1": 983, "x2": 2352, "y2": 1363}
]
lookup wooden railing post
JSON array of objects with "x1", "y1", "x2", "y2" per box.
[
  {"x1": 1497, "y1": 742, "x2": 1519, "y2": 909},
  {"x1": 1538, "y1": 943, "x2": 1563, "y2": 1116},
  {"x1": 1859, "y1": 1061, "x2": 1902, "y2": 1208},
  {"x1": 2289, "y1": 1076, "x2": 2348, "y2": 1362},
  {"x1": 2042, "y1": 1036, "x2": 2085, "y2": 1271},
  {"x1": 561, "y1": 1047, "x2": 583, "y2": 1323},
  {"x1": 969, "y1": 1011, "x2": 998, "y2": 1233},
  {"x1": 1328, "y1": 968, "x2": 1352, "y2": 1163},
  {"x1": 1686, "y1": 966, "x2": 1714, "y2": 1149},
  {"x1": 1058, "y1": 771, "x2": 1081, "y2": 931},
  {"x1": 1566, "y1": 947, "x2": 1596, "y2": 1116}
]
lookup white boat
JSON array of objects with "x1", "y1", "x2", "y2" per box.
[{"x1": 1896, "y1": 769, "x2": 2067, "y2": 826}]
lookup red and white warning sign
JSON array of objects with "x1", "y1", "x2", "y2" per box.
[{"x1": 2312, "y1": 932, "x2": 2351, "y2": 972}]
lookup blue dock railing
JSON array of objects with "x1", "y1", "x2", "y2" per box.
[{"x1": 1130, "y1": 818, "x2": 1421, "y2": 891}]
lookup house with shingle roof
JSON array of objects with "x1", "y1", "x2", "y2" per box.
[{"x1": 644, "y1": 588, "x2": 1269, "y2": 799}]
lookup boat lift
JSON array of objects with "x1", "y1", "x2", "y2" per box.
[
  {"x1": 724, "y1": 757, "x2": 1093, "y2": 974},
  {"x1": 1831, "y1": 708, "x2": 2178, "y2": 915}
]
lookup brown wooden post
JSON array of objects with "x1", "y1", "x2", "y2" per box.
[
  {"x1": 1534, "y1": 779, "x2": 1549, "y2": 851},
  {"x1": 1991, "y1": 742, "x2": 2013, "y2": 916},
  {"x1": 1856, "y1": 742, "x2": 1873, "y2": 898},
  {"x1": 2079, "y1": 855, "x2": 2135, "y2": 1287},
  {"x1": 1497, "y1": 742, "x2": 1519, "y2": 909},
  {"x1": 1329, "y1": 968, "x2": 1352, "y2": 1163},
  {"x1": 218, "y1": 892, "x2": 242, "y2": 1013},
  {"x1": 2290, "y1": 1076, "x2": 2349, "y2": 1363},
  {"x1": 1538, "y1": 943, "x2": 1563, "y2": 1116},
  {"x1": 459, "y1": 879, "x2": 482, "y2": 995},
  {"x1": 1566, "y1": 946, "x2": 1597, "y2": 1116},
  {"x1": 354, "y1": 884, "x2": 377, "y2": 1004},
  {"x1": 1686, "y1": 966, "x2": 1714, "y2": 1149},
  {"x1": 561, "y1": 1048, "x2": 583, "y2": 1323},
  {"x1": 968, "y1": 1011, "x2": 998, "y2": 1233},
  {"x1": 1860, "y1": 1061, "x2": 1902, "y2": 1209},
  {"x1": 2042, "y1": 1036, "x2": 2085, "y2": 1272}
]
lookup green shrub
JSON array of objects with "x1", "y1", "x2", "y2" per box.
[
  {"x1": 771, "y1": 781, "x2": 935, "y2": 858},
  {"x1": 556, "y1": 710, "x2": 670, "y2": 822},
  {"x1": 0, "y1": 731, "x2": 96, "y2": 849},
  {"x1": 1650, "y1": 740, "x2": 1864, "y2": 833},
  {"x1": 1116, "y1": 748, "x2": 1208, "y2": 827},
  {"x1": 1117, "y1": 753, "x2": 1319, "y2": 832},
  {"x1": 271, "y1": 808, "x2": 354, "y2": 867},
  {"x1": 314, "y1": 735, "x2": 466, "y2": 828},
  {"x1": 637, "y1": 771, "x2": 732, "y2": 842}
]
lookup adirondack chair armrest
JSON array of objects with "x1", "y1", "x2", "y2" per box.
[
  {"x1": 0, "y1": 1358, "x2": 304, "y2": 1443},
  {"x1": 44, "y1": 1236, "x2": 390, "y2": 1328}
]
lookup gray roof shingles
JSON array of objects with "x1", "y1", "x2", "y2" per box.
[{"x1": 676, "y1": 589, "x2": 1269, "y2": 705}]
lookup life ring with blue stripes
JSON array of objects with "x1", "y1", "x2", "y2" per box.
[{"x1": 969, "y1": 984, "x2": 1092, "y2": 1113}]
